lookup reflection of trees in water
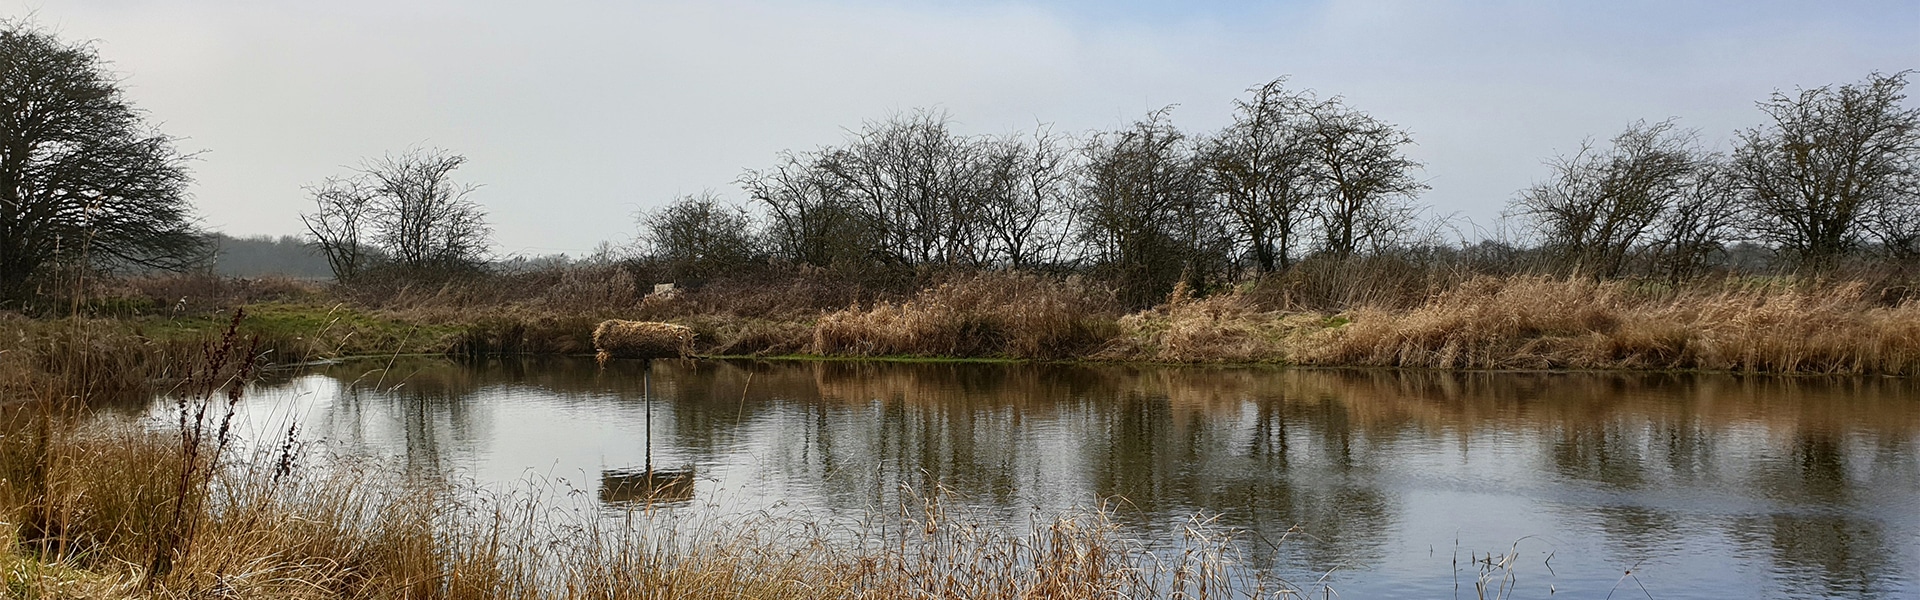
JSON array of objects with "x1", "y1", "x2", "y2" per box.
[
  {"x1": 623, "y1": 360, "x2": 787, "y2": 465},
  {"x1": 1080, "y1": 387, "x2": 1396, "y2": 570},
  {"x1": 296, "y1": 358, "x2": 799, "y2": 471},
  {"x1": 1657, "y1": 411, "x2": 1716, "y2": 483},
  {"x1": 760, "y1": 362, "x2": 1109, "y2": 514},
  {"x1": 1723, "y1": 427, "x2": 1899, "y2": 598},
  {"x1": 1550, "y1": 419, "x2": 1650, "y2": 489},
  {"x1": 1730, "y1": 514, "x2": 1896, "y2": 599},
  {"x1": 772, "y1": 364, "x2": 1917, "y2": 591},
  {"x1": 242, "y1": 358, "x2": 1920, "y2": 594},
  {"x1": 1584, "y1": 505, "x2": 1682, "y2": 565},
  {"x1": 1759, "y1": 428, "x2": 1853, "y2": 506},
  {"x1": 304, "y1": 360, "x2": 488, "y2": 476}
]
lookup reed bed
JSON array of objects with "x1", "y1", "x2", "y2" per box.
[
  {"x1": 1097, "y1": 283, "x2": 1325, "y2": 364},
  {"x1": 0, "y1": 313, "x2": 233, "y2": 399},
  {"x1": 811, "y1": 272, "x2": 1117, "y2": 359},
  {"x1": 592, "y1": 320, "x2": 694, "y2": 360},
  {"x1": 29, "y1": 270, "x2": 1920, "y2": 375},
  {"x1": 1301, "y1": 276, "x2": 1920, "y2": 374}
]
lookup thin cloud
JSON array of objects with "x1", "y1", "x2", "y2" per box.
[{"x1": 25, "y1": 0, "x2": 1918, "y2": 253}]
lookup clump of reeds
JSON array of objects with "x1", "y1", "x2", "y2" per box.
[
  {"x1": 119, "y1": 272, "x2": 322, "y2": 315},
  {"x1": 683, "y1": 316, "x2": 815, "y2": 356},
  {"x1": 1100, "y1": 282, "x2": 1329, "y2": 363},
  {"x1": 0, "y1": 314, "x2": 208, "y2": 399},
  {"x1": 541, "y1": 263, "x2": 640, "y2": 313},
  {"x1": 1301, "y1": 275, "x2": 1628, "y2": 369},
  {"x1": 1256, "y1": 252, "x2": 1481, "y2": 311},
  {"x1": 1622, "y1": 279, "x2": 1920, "y2": 374},
  {"x1": 811, "y1": 272, "x2": 1117, "y2": 359},
  {"x1": 668, "y1": 266, "x2": 869, "y2": 320}
]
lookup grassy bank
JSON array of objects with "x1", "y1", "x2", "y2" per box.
[
  {"x1": 10, "y1": 269, "x2": 1920, "y2": 382},
  {"x1": 1104, "y1": 275, "x2": 1920, "y2": 374}
]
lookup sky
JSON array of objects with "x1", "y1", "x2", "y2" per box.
[{"x1": 19, "y1": 0, "x2": 1920, "y2": 257}]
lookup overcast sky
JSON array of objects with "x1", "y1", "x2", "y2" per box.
[{"x1": 22, "y1": 0, "x2": 1920, "y2": 256}]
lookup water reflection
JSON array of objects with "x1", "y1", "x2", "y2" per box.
[
  {"x1": 215, "y1": 358, "x2": 1920, "y2": 600},
  {"x1": 599, "y1": 467, "x2": 697, "y2": 506}
]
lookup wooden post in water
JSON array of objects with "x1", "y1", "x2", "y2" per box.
[
  {"x1": 590, "y1": 320, "x2": 703, "y2": 507},
  {"x1": 643, "y1": 358, "x2": 652, "y2": 475},
  {"x1": 589, "y1": 319, "x2": 692, "y2": 486}
]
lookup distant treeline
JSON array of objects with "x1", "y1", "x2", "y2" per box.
[
  {"x1": 202, "y1": 233, "x2": 579, "y2": 280},
  {"x1": 625, "y1": 72, "x2": 1918, "y2": 306},
  {"x1": 206, "y1": 233, "x2": 332, "y2": 279}
]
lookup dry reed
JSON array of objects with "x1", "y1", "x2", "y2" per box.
[
  {"x1": 811, "y1": 272, "x2": 1116, "y2": 359},
  {"x1": 1099, "y1": 282, "x2": 1327, "y2": 363},
  {"x1": 1301, "y1": 275, "x2": 1920, "y2": 374},
  {"x1": 2, "y1": 408, "x2": 1301, "y2": 599},
  {"x1": 25, "y1": 269, "x2": 1920, "y2": 375}
]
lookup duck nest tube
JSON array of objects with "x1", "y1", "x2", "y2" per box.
[{"x1": 592, "y1": 320, "x2": 694, "y2": 361}]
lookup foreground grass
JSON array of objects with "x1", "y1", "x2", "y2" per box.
[
  {"x1": 2, "y1": 396, "x2": 1289, "y2": 599},
  {"x1": 1, "y1": 309, "x2": 1304, "y2": 599}
]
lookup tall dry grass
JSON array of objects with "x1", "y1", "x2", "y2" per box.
[
  {"x1": 2, "y1": 413, "x2": 1296, "y2": 599},
  {"x1": 1301, "y1": 275, "x2": 1920, "y2": 374},
  {"x1": 811, "y1": 272, "x2": 1118, "y2": 359},
  {"x1": 41, "y1": 268, "x2": 1920, "y2": 375},
  {"x1": 0, "y1": 314, "x2": 224, "y2": 400},
  {"x1": 1098, "y1": 282, "x2": 1326, "y2": 363}
]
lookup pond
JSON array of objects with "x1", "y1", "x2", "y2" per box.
[{"x1": 173, "y1": 357, "x2": 1920, "y2": 599}]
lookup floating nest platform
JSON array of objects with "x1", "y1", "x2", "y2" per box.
[{"x1": 592, "y1": 320, "x2": 694, "y2": 362}]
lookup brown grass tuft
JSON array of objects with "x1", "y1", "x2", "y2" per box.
[
  {"x1": 1100, "y1": 283, "x2": 1326, "y2": 363},
  {"x1": 810, "y1": 272, "x2": 1117, "y2": 359},
  {"x1": 1300, "y1": 276, "x2": 1629, "y2": 369}
]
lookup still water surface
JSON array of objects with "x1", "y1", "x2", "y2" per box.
[{"x1": 192, "y1": 358, "x2": 1919, "y2": 599}]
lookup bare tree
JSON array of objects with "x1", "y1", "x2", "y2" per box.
[
  {"x1": 743, "y1": 109, "x2": 1087, "y2": 272},
  {"x1": 364, "y1": 150, "x2": 489, "y2": 273},
  {"x1": 1651, "y1": 159, "x2": 1743, "y2": 280},
  {"x1": 1514, "y1": 120, "x2": 1701, "y2": 276},
  {"x1": 639, "y1": 191, "x2": 762, "y2": 277},
  {"x1": 1732, "y1": 71, "x2": 1920, "y2": 268},
  {"x1": 0, "y1": 22, "x2": 206, "y2": 299},
  {"x1": 1201, "y1": 78, "x2": 1318, "y2": 273},
  {"x1": 1871, "y1": 190, "x2": 1920, "y2": 259},
  {"x1": 1300, "y1": 98, "x2": 1426, "y2": 258},
  {"x1": 976, "y1": 127, "x2": 1078, "y2": 268},
  {"x1": 739, "y1": 152, "x2": 880, "y2": 268},
  {"x1": 1078, "y1": 108, "x2": 1222, "y2": 306},
  {"x1": 300, "y1": 148, "x2": 490, "y2": 279},
  {"x1": 813, "y1": 109, "x2": 997, "y2": 267},
  {"x1": 299, "y1": 176, "x2": 378, "y2": 280}
]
